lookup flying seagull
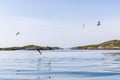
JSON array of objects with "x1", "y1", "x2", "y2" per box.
[
  {"x1": 83, "y1": 24, "x2": 85, "y2": 28},
  {"x1": 97, "y1": 21, "x2": 101, "y2": 26},
  {"x1": 16, "y1": 32, "x2": 20, "y2": 36},
  {"x1": 37, "y1": 49, "x2": 42, "y2": 55}
]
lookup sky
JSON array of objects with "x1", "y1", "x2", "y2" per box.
[{"x1": 0, "y1": 0, "x2": 120, "y2": 48}]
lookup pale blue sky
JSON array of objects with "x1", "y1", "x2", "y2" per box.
[{"x1": 0, "y1": 0, "x2": 120, "y2": 48}]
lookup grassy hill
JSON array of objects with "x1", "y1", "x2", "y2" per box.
[
  {"x1": 0, "y1": 45, "x2": 62, "y2": 50},
  {"x1": 71, "y1": 40, "x2": 120, "y2": 50}
]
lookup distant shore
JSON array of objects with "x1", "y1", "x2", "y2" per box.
[
  {"x1": 70, "y1": 40, "x2": 120, "y2": 50},
  {"x1": 0, "y1": 45, "x2": 62, "y2": 51},
  {"x1": 1, "y1": 40, "x2": 120, "y2": 51}
]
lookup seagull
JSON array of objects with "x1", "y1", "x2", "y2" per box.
[
  {"x1": 97, "y1": 21, "x2": 101, "y2": 26},
  {"x1": 16, "y1": 32, "x2": 20, "y2": 36},
  {"x1": 37, "y1": 49, "x2": 42, "y2": 55},
  {"x1": 83, "y1": 24, "x2": 85, "y2": 28}
]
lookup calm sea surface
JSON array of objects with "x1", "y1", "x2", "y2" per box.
[{"x1": 0, "y1": 50, "x2": 120, "y2": 80}]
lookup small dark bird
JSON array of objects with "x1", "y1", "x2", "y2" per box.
[
  {"x1": 37, "y1": 49, "x2": 42, "y2": 55},
  {"x1": 97, "y1": 21, "x2": 101, "y2": 26},
  {"x1": 83, "y1": 24, "x2": 85, "y2": 28},
  {"x1": 16, "y1": 32, "x2": 20, "y2": 36}
]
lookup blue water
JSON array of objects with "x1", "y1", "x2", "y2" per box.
[{"x1": 0, "y1": 50, "x2": 120, "y2": 80}]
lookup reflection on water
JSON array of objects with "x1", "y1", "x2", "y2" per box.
[
  {"x1": 0, "y1": 50, "x2": 120, "y2": 80},
  {"x1": 37, "y1": 58, "x2": 52, "y2": 71},
  {"x1": 0, "y1": 56, "x2": 52, "y2": 80},
  {"x1": 36, "y1": 57, "x2": 52, "y2": 80},
  {"x1": 100, "y1": 52, "x2": 120, "y2": 73},
  {"x1": 103, "y1": 52, "x2": 120, "y2": 57},
  {"x1": 103, "y1": 52, "x2": 120, "y2": 62}
]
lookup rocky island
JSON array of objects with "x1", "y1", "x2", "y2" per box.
[
  {"x1": 71, "y1": 40, "x2": 120, "y2": 50},
  {"x1": 0, "y1": 45, "x2": 62, "y2": 51}
]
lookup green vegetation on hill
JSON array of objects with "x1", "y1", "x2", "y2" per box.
[
  {"x1": 22, "y1": 45, "x2": 61, "y2": 50},
  {"x1": 71, "y1": 40, "x2": 120, "y2": 50},
  {"x1": 22, "y1": 45, "x2": 43, "y2": 50}
]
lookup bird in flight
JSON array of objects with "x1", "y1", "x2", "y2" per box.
[
  {"x1": 16, "y1": 32, "x2": 20, "y2": 36},
  {"x1": 97, "y1": 21, "x2": 101, "y2": 26},
  {"x1": 37, "y1": 49, "x2": 42, "y2": 55},
  {"x1": 83, "y1": 24, "x2": 85, "y2": 29}
]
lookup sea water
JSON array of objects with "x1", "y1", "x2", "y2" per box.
[{"x1": 0, "y1": 50, "x2": 120, "y2": 80}]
